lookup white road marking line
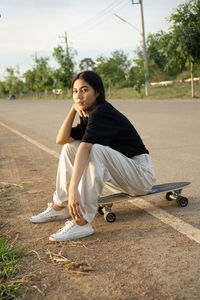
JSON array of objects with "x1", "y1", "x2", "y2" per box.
[
  {"x1": 0, "y1": 121, "x2": 60, "y2": 159},
  {"x1": 129, "y1": 198, "x2": 200, "y2": 244},
  {"x1": 142, "y1": 136, "x2": 151, "y2": 139},
  {"x1": 1, "y1": 120, "x2": 199, "y2": 244}
]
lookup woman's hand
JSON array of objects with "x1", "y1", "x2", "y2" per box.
[
  {"x1": 68, "y1": 143, "x2": 92, "y2": 223},
  {"x1": 68, "y1": 186, "x2": 86, "y2": 221},
  {"x1": 73, "y1": 104, "x2": 89, "y2": 118}
]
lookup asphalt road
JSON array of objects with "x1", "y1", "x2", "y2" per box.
[
  {"x1": 1, "y1": 98, "x2": 200, "y2": 298},
  {"x1": 1, "y1": 98, "x2": 200, "y2": 187},
  {"x1": 1, "y1": 98, "x2": 200, "y2": 222}
]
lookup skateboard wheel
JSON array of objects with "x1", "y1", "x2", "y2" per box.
[
  {"x1": 98, "y1": 206, "x2": 104, "y2": 215},
  {"x1": 105, "y1": 212, "x2": 116, "y2": 223},
  {"x1": 178, "y1": 196, "x2": 188, "y2": 207},
  {"x1": 166, "y1": 192, "x2": 173, "y2": 201}
]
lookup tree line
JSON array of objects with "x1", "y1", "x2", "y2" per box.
[{"x1": 1, "y1": 0, "x2": 200, "y2": 98}]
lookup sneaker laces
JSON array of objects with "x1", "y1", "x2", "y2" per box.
[
  {"x1": 56, "y1": 220, "x2": 76, "y2": 234},
  {"x1": 37, "y1": 203, "x2": 53, "y2": 216}
]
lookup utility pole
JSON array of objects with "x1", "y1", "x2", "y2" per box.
[
  {"x1": 132, "y1": 0, "x2": 150, "y2": 96},
  {"x1": 59, "y1": 31, "x2": 69, "y2": 54}
]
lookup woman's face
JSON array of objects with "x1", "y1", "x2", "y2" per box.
[{"x1": 73, "y1": 79, "x2": 99, "y2": 113}]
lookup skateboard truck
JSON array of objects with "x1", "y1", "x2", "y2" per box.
[
  {"x1": 98, "y1": 204, "x2": 116, "y2": 223},
  {"x1": 166, "y1": 189, "x2": 188, "y2": 207}
]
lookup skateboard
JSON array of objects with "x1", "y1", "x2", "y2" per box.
[{"x1": 97, "y1": 182, "x2": 191, "y2": 223}]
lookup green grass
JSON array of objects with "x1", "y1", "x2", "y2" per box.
[
  {"x1": 0, "y1": 236, "x2": 27, "y2": 299},
  {"x1": 1, "y1": 82, "x2": 200, "y2": 101},
  {"x1": 107, "y1": 82, "x2": 200, "y2": 100}
]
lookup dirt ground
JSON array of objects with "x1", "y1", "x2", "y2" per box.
[{"x1": 1, "y1": 124, "x2": 200, "y2": 300}]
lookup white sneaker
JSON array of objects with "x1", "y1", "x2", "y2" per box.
[
  {"x1": 49, "y1": 220, "x2": 94, "y2": 242},
  {"x1": 30, "y1": 203, "x2": 70, "y2": 223}
]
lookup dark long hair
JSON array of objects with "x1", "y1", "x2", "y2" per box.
[{"x1": 71, "y1": 70, "x2": 106, "y2": 105}]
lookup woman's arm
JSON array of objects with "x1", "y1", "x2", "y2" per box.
[
  {"x1": 56, "y1": 105, "x2": 77, "y2": 145},
  {"x1": 68, "y1": 142, "x2": 93, "y2": 221},
  {"x1": 56, "y1": 104, "x2": 89, "y2": 145}
]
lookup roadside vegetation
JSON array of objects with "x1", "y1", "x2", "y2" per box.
[
  {"x1": 0, "y1": 236, "x2": 27, "y2": 299},
  {"x1": 0, "y1": 184, "x2": 28, "y2": 299},
  {"x1": 1, "y1": 81, "x2": 199, "y2": 101},
  {"x1": 0, "y1": 0, "x2": 200, "y2": 99}
]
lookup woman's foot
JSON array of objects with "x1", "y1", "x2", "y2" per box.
[
  {"x1": 30, "y1": 203, "x2": 70, "y2": 223},
  {"x1": 53, "y1": 203, "x2": 66, "y2": 211},
  {"x1": 49, "y1": 220, "x2": 94, "y2": 241}
]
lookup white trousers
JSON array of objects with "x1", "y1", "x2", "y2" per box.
[{"x1": 53, "y1": 141, "x2": 156, "y2": 223}]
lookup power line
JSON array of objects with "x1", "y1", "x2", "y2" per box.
[
  {"x1": 114, "y1": 13, "x2": 141, "y2": 34},
  {"x1": 4, "y1": 0, "x2": 130, "y2": 74},
  {"x1": 68, "y1": 0, "x2": 125, "y2": 35},
  {"x1": 68, "y1": 0, "x2": 129, "y2": 39}
]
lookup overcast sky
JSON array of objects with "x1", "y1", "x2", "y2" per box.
[{"x1": 0, "y1": 0, "x2": 184, "y2": 79}]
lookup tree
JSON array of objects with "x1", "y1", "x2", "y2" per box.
[
  {"x1": 133, "y1": 32, "x2": 183, "y2": 83},
  {"x1": 146, "y1": 32, "x2": 182, "y2": 80},
  {"x1": 128, "y1": 53, "x2": 145, "y2": 95},
  {"x1": 96, "y1": 50, "x2": 131, "y2": 89},
  {"x1": 95, "y1": 55, "x2": 109, "y2": 86},
  {"x1": 4, "y1": 67, "x2": 25, "y2": 96},
  {"x1": 79, "y1": 58, "x2": 96, "y2": 71},
  {"x1": 53, "y1": 44, "x2": 77, "y2": 89},
  {"x1": 23, "y1": 56, "x2": 54, "y2": 95},
  {"x1": 23, "y1": 69, "x2": 36, "y2": 93},
  {"x1": 0, "y1": 81, "x2": 9, "y2": 96},
  {"x1": 108, "y1": 50, "x2": 131, "y2": 88},
  {"x1": 165, "y1": 0, "x2": 200, "y2": 97}
]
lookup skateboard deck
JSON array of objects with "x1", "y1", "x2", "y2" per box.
[{"x1": 97, "y1": 181, "x2": 191, "y2": 223}]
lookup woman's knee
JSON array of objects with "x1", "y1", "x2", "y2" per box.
[
  {"x1": 90, "y1": 144, "x2": 106, "y2": 160},
  {"x1": 61, "y1": 140, "x2": 80, "y2": 157},
  {"x1": 91, "y1": 143, "x2": 105, "y2": 153}
]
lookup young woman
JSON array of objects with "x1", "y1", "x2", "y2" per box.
[{"x1": 30, "y1": 71, "x2": 156, "y2": 241}]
